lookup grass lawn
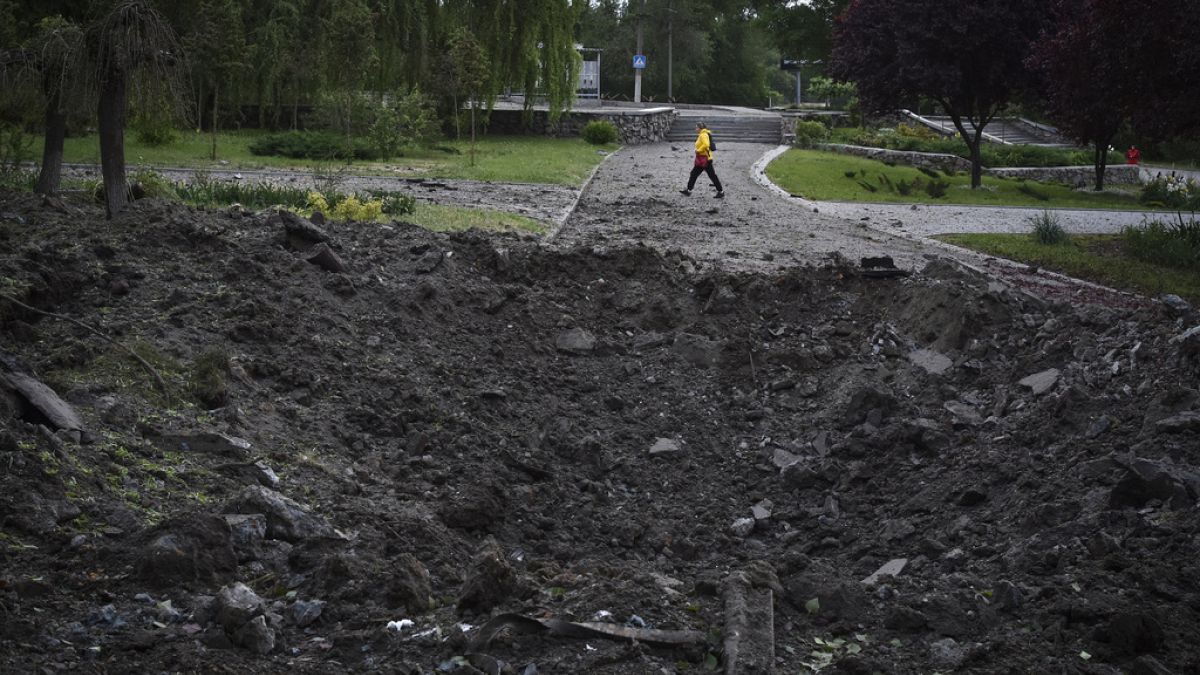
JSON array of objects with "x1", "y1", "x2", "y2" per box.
[
  {"x1": 767, "y1": 148, "x2": 1155, "y2": 210},
  {"x1": 402, "y1": 202, "x2": 546, "y2": 235},
  {"x1": 936, "y1": 233, "x2": 1200, "y2": 303},
  {"x1": 52, "y1": 130, "x2": 613, "y2": 186}
]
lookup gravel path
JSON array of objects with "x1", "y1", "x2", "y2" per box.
[{"x1": 553, "y1": 142, "x2": 937, "y2": 272}]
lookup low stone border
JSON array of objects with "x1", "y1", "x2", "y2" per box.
[
  {"x1": 486, "y1": 107, "x2": 677, "y2": 145},
  {"x1": 815, "y1": 143, "x2": 1143, "y2": 186}
]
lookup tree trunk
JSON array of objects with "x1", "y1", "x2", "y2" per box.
[
  {"x1": 969, "y1": 135, "x2": 983, "y2": 189},
  {"x1": 1094, "y1": 141, "x2": 1107, "y2": 191},
  {"x1": 35, "y1": 93, "x2": 66, "y2": 195},
  {"x1": 470, "y1": 99, "x2": 477, "y2": 167},
  {"x1": 98, "y1": 69, "x2": 129, "y2": 219},
  {"x1": 211, "y1": 84, "x2": 219, "y2": 160}
]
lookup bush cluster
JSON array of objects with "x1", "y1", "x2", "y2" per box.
[
  {"x1": 581, "y1": 120, "x2": 618, "y2": 145},
  {"x1": 1123, "y1": 214, "x2": 1200, "y2": 270},
  {"x1": 793, "y1": 119, "x2": 830, "y2": 148},
  {"x1": 1140, "y1": 174, "x2": 1200, "y2": 210},
  {"x1": 1029, "y1": 211, "x2": 1070, "y2": 245},
  {"x1": 249, "y1": 131, "x2": 382, "y2": 161}
]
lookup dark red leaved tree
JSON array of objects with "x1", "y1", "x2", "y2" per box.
[
  {"x1": 1030, "y1": 0, "x2": 1200, "y2": 190},
  {"x1": 831, "y1": 0, "x2": 1047, "y2": 188}
]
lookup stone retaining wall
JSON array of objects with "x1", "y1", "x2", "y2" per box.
[
  {"x1": 817, "y1": 143, "x2": 973, "y2": 173},
  {"x1": 987, "y1": 165, "x2": 1142, "y2": 187},
  {"x1": 817, "y1": 144, "x2": 1144, "y2": 186},
  {"x1": 486, "y1": 107, "x2": 677, "y2": 144}
]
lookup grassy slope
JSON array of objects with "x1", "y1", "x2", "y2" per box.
[
  {"x1": 53, "y1": 130, "x2": 613, "y2": 186},
  {"x1": 767, "y1": 149, "x2": 1153, "y2": 210},
  {"x1": 937, "y1": 233, "x2": 1200, "y2": 302}
]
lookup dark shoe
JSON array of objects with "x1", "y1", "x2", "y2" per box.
[
  {"x1": 715, "y1": 191, "x2": 725, "y2": 199},
  {"x1": 679, "y1": 189, "x2": 692, "y2": 196}
]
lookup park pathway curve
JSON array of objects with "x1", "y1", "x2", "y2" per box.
[{"x1": 553, "y1": 141, "x2": 938, "y2": 272}]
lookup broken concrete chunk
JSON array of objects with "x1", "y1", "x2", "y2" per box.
[
  {"x1": 1018, "y1": 368, "x2": 1060, "y2": 395},
  {"x1": 1154, "y1": 411, "x2": 1200, "y2": 434},
  {"x1": 908, "y1": 349, "x2": 953, "y2": 376},
  {"x1": 751, "y1": 499, "x2": 773, "y2": 521},
  {"x1": 270, "y1": 208, "x2": 329, "y2": 249},
  {"x1": 555, "y1": 328, "x2": 596, "y2": 355},
  {"x1": 772, "y1": 448, "x2": 801, "y2": 469},
  {"x1": 305, "y1": 243, "x2": 347, "y2": 273},
  {"x1": 226, "y1": 485, "x2": 337, "y2": 542},
  {"x1": 862, "y1": 558, "x2": 908, "y2": 585},
  {"x1": 1, "y1": 372, "x2": 84, "y2": 432},
  {"x1": 943, "y1": 400, "x2": 984, "y2": 426},
  {"x1": 730, "y1": 517, "x2": 756, "y2": 537},
  {"x1": 649, "y1": 437, "x2": 682, "y2": 455},
  {"x1": 216, "y1": 582, "x2": 266, "y2": 633},
  {"x1": 723, "y1": 571, "x2": 775, "y2": 675}
]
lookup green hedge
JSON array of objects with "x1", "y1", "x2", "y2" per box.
[{"x1": 248, "y1": 130, "x2": 383, "y2": 161}]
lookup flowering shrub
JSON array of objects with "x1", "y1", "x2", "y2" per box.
[
  {"x1": 1140, "y1": 174, "x2": 1200, "y2": 210},
  {"x1": 307, "y1": 191, "x2": 386, "y2": 222}
]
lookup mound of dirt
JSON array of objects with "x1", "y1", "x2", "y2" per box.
[{"x1": 2, "y1": 191, "x2": 1200, "y2": 673}]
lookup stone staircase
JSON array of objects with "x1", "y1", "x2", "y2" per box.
[
  {"x1": 666, "y1": 115, "x2": 782, "y2": 144},
  {"x1": 917, "y1": 115, "x2": 1069, "y2": 146}
]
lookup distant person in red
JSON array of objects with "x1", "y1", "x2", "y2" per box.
[{"x1": 1126, "y1": 145, "x2": 1141, "y2": 165}]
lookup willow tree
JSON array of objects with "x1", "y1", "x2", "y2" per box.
[
  {"x1": 32, "y1": 17, "x2": 83, "y2": 195},
  {"x1": 445, "y1": 0, "x2": 583, "y2": 122},
  {"x1": 89, "y1": 0, "x2": 184, "y2": 218}
]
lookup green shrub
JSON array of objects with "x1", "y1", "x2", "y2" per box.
[
  {"x1": 1029, "y1": 211, "x2": 1070, "y2": 245},
  {"x1": 918, "y1": 167, "x2": 941, "y2": 178},
  {"x1": 0, "y1": 168, "x2": 36, "y2": 191},
  {"x1": 0, "y1": 123, "x2": 33, "y2": 171},
  {"x1": 581, "y1": 120, "x2": 618, "y2": 145},
  {"x1": 925, "y1": 179, "x2": 949, "y2": 198},
  {"x1": 793, "y1": 119, "x2": 829, "y2": 148},
  {"x1": 1123, "y1": 214, "x2": 1200, "y2": 270},
  {"x1": 174, "y1": 170, "x2": 415, "y2": 216},
  {"x1": 843, "y1": 170, "x2": 857, "y2": 178},
  {"x1": 132, "y1": 170, "x2": 179, "y2": 200},
  {"x1": 249, "y1": 131, "x2": 382, "y2": 161},
  {"x1": 190, "y1": 347, "x2": 229, "y2": 408}
]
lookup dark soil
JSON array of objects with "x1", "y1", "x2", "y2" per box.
[{"x1": 2, "y1": 191, "x2": 1200, "y2": 674}]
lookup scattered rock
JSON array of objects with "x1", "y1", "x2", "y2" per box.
[
  {"x1": 222, "y1": 514, "x2": 267, "y2": 562},
  {"x1": 288, "y1": 599, "x2": 325, "y2": 628},
  {"x1": 236, "y1": 615, "x2": 276, "y2": 655},
  {"x1": 1018, "y1": 368, "x2": 1060, "y2": 395},
  {"x1": 458, "y1": 537, "x2": 516, "y2": 614},
  {"x1": 216, "y1": 582, "x2": 266, "y2": 633},
  {"x1": 730, "y1": 517, "x2": 755, "y2": 537},
  {"x1": 0, "y1": 372, "x2": 85, "y2": 432},
  {"x1": 306, "y1": 243, "x2": 347, "y2": 273},
  {"x1": 1106, "y1": 611, "x2": 1165, "y2": 657},
  {"x1": 154, "y1": 431, "x2": 251, "y2": 457},
  {"x1": 226, "y1": 486, "x2": 337, "y2": 542},
  {"x1": 648, "y1": 437, "x2": 682, "y2": 455},
  {"x1": 135, "y1": 515, "x2": 237, "y2": 587},
  {"x1": 908, "y1": 349, "x2": 953, "y2": 376},
  {"x1": 270, "y1": 209, "x2": 330, "y2": 250},
  {"x1": 555, "y1": 328, "x2": 596, "y2": 355},
  {"x1": 861, "y1": 558, "x2": 907, "y2": 585}
]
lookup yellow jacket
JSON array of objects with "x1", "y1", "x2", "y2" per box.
[{"x1": 694, "y1": 129, "x2": 713, "y2": 161}]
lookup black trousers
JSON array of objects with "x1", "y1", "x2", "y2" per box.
[{"x1": 687, "y1": 161, "x2": 723, "y2": 192}]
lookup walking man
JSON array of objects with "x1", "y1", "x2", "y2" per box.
[{"x1": 681, "y1": 122, "x2": 724, "y2": 198}]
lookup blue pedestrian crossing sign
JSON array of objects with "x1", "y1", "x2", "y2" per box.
[{"x1": 633, "y1": 54, "x2": 647, "y2": 69}]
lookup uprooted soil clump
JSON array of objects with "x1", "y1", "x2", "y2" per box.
[{"x1": 2, "y1": 191, "x2": 1200, "y2": 674}]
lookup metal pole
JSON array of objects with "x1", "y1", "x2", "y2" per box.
[
  {"x1": 795, "y1": 71, "x2": 801, "y2": 106},
  {"x1": 634, "y1": 0, "x2": 644, "y2": 103},
  {"x1": 597, "y1": 51, "x2": 602, "y2": 108},
  {"x1": 667, "y1": 1, "x2": 673, "y2": 101}
]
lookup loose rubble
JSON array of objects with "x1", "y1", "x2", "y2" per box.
[{"x1": 1, "y1": 192, "x2": 1200, "y2": 673}]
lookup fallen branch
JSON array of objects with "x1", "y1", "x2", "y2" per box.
[{"x1": 0, "y1": 292, "x2": 169, "y2": 396}]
